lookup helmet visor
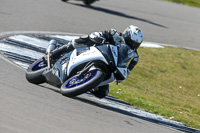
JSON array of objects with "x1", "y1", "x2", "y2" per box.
[{"x1": 124, "y1": 37, "x2": 141, "y2": 50}]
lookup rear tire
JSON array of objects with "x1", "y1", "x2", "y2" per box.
[
  {"x1": 25, "y1": 58, "x2": 47, "y2": 84},
  {"x1": 61, "y1": 68, "x2": 104, "y2": 97}
]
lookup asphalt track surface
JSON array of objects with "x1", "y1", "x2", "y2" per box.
[{"x1": 0, "y1": 0, "x2": 200, "y2": 133}]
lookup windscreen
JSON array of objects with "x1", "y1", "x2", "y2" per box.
[{"x1": 117, "y1": 43, "x2": 135, "y2": 68}]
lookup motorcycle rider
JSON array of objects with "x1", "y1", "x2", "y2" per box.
[{"x1": 47, "y1": 25, "x2": 143, "y2": 98}]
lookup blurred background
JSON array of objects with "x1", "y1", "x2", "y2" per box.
[{"x1": 0, "y1": 0, "x2": 200, "y2": 49}]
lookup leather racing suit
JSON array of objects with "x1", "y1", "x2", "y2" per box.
[
  {"x1": 50, "y1": 29, "x2": 139, "y2": 74},
  {"x1": 49, "y1": 29, "x2": 139, "y2": 98}
]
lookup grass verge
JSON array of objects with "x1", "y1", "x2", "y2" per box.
[
  {"x1": 109, "y1": 46, "x2": 200, "y2": 129},
  {"x1": 165, "y1": 0, "x2": 200, "y2": 8}
]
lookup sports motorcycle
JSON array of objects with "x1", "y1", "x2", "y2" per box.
[{"x1": 25, "y1": 40, "x2": 134, "y2": 98}]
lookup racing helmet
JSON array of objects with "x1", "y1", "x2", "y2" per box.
[{"x1": 123, "y1": 25, "x2": 143, "y2": 50}]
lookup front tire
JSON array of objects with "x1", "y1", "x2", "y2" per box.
[
  {"x1": 25, "y1": 58, "x2": 47, "y2": 84},
  {"x1": 60, "y1": 68, "x2": 104, "y2": 97}
]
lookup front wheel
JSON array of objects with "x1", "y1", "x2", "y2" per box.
[
  {"x1": 60, "y1": 68, "x2": 104, "y2": 97},
  {"x1": 25, "y1": 57, "x2": 47, "y2": 84}
]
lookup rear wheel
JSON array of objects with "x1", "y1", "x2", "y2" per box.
[
  {"x1": 25, "y1": 57, "x2": 47, "y2": 84},
  {"x1": 60, "y1": 68, "x2": 104, "y2": 97}
]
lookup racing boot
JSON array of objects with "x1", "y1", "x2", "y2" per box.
[
  {"x1": 42, "y1": 40, "x2": 58, "y2": 65},
  {"x1": 90, "y1": 85, "x2": 109, "y2": 99}
]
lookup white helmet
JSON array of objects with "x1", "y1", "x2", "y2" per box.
[{"x1": 123, "y1": 25, "x2": 143, "y2": 50}]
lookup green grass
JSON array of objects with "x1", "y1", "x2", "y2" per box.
[
  {"x1": 109, "y1": 47, "x2": 200, "y2": 129},
  {"x1": 165, "y1": 0, "x2": 200, "y2": 8}
]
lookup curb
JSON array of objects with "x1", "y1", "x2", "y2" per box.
[{"x1": 0, "y1": 31, "x2": 200, "y2": 133}]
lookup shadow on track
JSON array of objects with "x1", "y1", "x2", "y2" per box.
[
  {"x1": 38, "y1": 84, "x2": 197, "y2": 133},
  {"x1": 67, "y1": 2, "x2": 167, "y2": 28},
  {"x1": 39, "y1": 84, "x2": 60, "y2": 94},
  {"x1": 72, "y1": 96, "x2": 196, "y2": 133}
]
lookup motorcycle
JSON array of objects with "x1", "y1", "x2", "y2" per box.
[
  {"x1": 61, "y1": 0, "x2": 98, "y2": 5},
  {"x1": 25, "y1": 40, "x2": 134, "y2": 98}
]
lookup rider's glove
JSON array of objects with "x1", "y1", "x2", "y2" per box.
[
  {"x1": 102, "y1": 29, "x2": 117, "y2": 45},
  {"x1": 89, "y1": 32, "x2": 106, "y2": 45}
]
